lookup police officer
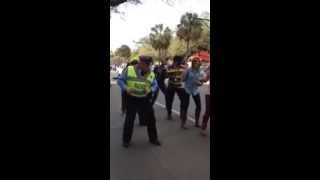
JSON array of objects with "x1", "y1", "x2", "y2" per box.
[
  {"x1": 165, "y1": 55, "x2": 189, "y2": 129},
  {"x1": 118, "y1": 59, "x2": 146, "y2": 126},
  {"x1": 117, "y1": 56, "x2": 161, "y2": 148}
]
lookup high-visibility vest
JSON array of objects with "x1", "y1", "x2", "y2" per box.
[{"x1": 126, "y1": 66, "x2": 155, "y2": 97}]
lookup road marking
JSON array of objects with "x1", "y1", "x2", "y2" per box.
[{"x1": 154, "y1": 102, "x2": 195, "y2": 123}]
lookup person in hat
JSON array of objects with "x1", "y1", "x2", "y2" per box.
[
  {"x1": 117, "y1": 56, "x2": 161, "y2": 148},
  {"x1": 165, "y1": 55, "x2": 189, "y2": 129},
  {"x1": 182, "y1": 57, "x2": 206, "y2": 128},
  {"x1": 118, "y1": 59, "x2": 146, "y2": 126}
]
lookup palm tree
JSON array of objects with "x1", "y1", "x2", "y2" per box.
[
  {"x1": 176, "y1": 12, "x2": 203, "y2": 55},
  {"x1": 149, "y1": 24, "x2": 172, "y2": 61},
  {"x1": 115, "y1": 45, "x2": 131, "y2": 63}
]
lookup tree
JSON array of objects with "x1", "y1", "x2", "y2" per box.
[
  {"x1": 110, "y1": 0, "x2": 175, "y2": 16},
  {"x1": 168, "y1": 37, "x2": 186, "y2": 57},
  {"x1": 130, "y1": 49, "x2": 139, "y2": 60},
  {"x1": 135, "y1": 36, "x2": 157, "y2": 59},
  {"x1": 115, "y1": 45, "x2": 131, "y2": 63},
  {"x1": 196, "y1": 12, "x2": 210, "y2": 51},
  {"x1": 110, "y1": 0, "x2": 175, "y2": 8},
  {"x1": 176, "y1": 12, "x2": 203, "y2": 55},
  {"x1": 110, "y1": 0, "x2": 141, "y2": 8},
  {"x1": 149, "y1": 24, "x2": 172, "y2": 61}
]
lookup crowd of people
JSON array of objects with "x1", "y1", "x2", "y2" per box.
[{"x1": 112, "y1": 54, "x2": 211, "y2": 148}]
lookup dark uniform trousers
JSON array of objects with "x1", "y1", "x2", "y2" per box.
[
  {"x1": 123, "y1": 95, "x2": 158, "y2": 143},
  {"x1": 165, "y1": 85, "x2": 189, "y2": 121},
  {"x1": 122, "y1": 92, "x2": 144, "y2": 124}
]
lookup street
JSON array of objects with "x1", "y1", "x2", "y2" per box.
[{"x1": 110, "y1": 72, "x2": 211, "y2": 180}]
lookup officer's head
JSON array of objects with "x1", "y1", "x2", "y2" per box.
[
  {"x1": 173, "y1": 55, "x2": 184, "y2": 66},
  {"x1": 138, "y1": 56, "x2": 153, "y2": 72}
]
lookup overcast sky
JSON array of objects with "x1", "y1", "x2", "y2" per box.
[{"x1": 110, "y1": 0, "x2": 210, "y2": 51}]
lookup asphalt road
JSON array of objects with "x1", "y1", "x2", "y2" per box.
[{"x1": 110, "y1": 71, "x2": 211, "y2": 180}]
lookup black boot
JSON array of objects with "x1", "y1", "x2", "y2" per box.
[
  {"x1": 149, "y1": 140, "x2": 162, "y2": 146},
  {"x1": 122, "y1": 142, "x2": 130, "y2": 148},
  {"x1": 195, "y1": 117, "x2": 200, "y2": 128},
  {"x1": 180, "y1": 112, "x2": 188, "y2": 129}
]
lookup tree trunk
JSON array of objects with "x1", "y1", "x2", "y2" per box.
[{"x1": 186, "y1": 40, "x2": 190, "y2": 56}]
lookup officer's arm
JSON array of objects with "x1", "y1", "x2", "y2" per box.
[{"x1": 117, "y1": 68, "x2": 128, "y2": 91}]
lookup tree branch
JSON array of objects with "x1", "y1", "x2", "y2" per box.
[{"x1": 110, "y1": 0, "x2": 128, "y2": 7}]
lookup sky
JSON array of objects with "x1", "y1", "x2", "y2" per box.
[{"x1": 110, "y1": 0, "x2": 210, "y2": 51}]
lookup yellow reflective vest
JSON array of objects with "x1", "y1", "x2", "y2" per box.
[{"x1": 126, "y1": 66, "x2": 155, "y2": 97}]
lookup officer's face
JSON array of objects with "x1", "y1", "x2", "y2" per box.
[{"x1": 139, "y1": 62, "x2": 150, "y2": 72}]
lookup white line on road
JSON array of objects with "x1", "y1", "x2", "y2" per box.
[{"x1": 154, "y1": 102, "x2": 195, "y2": 123}]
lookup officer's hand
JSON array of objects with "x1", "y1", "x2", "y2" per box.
[
  {"x1": 126, "y1": 88, "x2": 134, "y2": 95},
  {"x1": 144, "y1": 87, "x2": 149, "y2": 94}
]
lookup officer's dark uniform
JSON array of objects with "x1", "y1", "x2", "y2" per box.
[
  {"x1": 165, "y1": 56, "x2": 189, "y2": 128},
  {"x1": 117, "y1": 56, "x2": 161, "y2": 148}
]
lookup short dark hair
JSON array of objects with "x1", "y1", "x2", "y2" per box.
[
  {"x1": 139, "y1": 56, "x2": 153, "y2": 65},
  {"x1": 130, "y1": 60, "x2": 138, "y2": 65},
  {"x1": 173, "y1": 55, "x2": 184, "y2": 63}
]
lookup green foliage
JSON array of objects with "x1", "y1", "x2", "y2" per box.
[
  {"x1": 111, "y1": 11, "x2": 210, "y2": 62},
  {"x1": 130, "y1": 50, "x2": 139, "y2": 60},
  {"x1": 115, "y1": 45, "x2": 131, "y2": 60},
  {"x1": 168, "y1": 37, "x2": 186, "y2": 56},
  {"x1": 149, "y1": 24, "x2": 173, "y2": 60},
  {"x1": 176, "y1": 12, "x2": 203, "y2": 54}
]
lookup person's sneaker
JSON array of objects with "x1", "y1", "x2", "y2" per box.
[
  {"x1": 122, "y1": 142, "x2": 130, "y2": 148},
  {"x1": 150, "y1": 140, "x2": 162, "y2": 146},
  {"x1": 139, "y1": 123, "x2": 146, "y2": 126},
  {"x1": 167, "y1": 115, "x2": 172, "y2": 120},
  {"x1": 195, "y1": 124, "x2": 201, "y2": 128}
]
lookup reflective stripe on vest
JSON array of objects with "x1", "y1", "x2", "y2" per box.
[{"x1": 127, "y1": 66, "x2": 155, "y2": 97}]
